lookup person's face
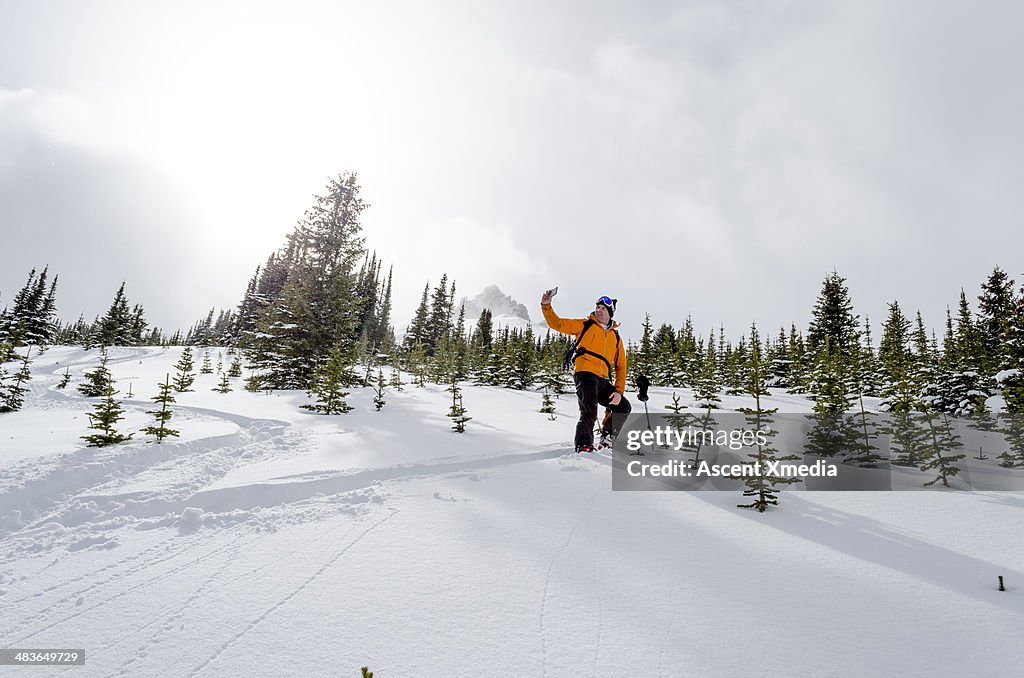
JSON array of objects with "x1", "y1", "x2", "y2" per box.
[{"x1": 594, "y1": 304, "x2": 610, "y2": 324}]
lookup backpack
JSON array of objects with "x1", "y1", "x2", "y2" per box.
[{"x1": 562, "y1": 319, "x2": 621, "y2": 380}]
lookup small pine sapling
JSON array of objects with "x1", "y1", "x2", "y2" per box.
[
  {"x1": 373, "y1": 368, "x2": 386, "y2": 411},
  {"x1": 56, "y1": 365, "x2": 72, "y2": 389},
  {"x1": 448, "y1": 376, "x2": 471, "y2": 432},
  {"x1": 143, "y1": 373, "x2": 180, "y2": 443},
  {"x1": 173, "y1": 347, "x2": 196, "y2": 392},
  {"x1": 82, "y1": 381, "x2": 132, "y2": 447},
  {"x1": 200, "y1": 350, "x2": 213, "y2": 374},
  {"x1": 213, "y1": 372, "x2": 232, "y2": 393},
  {"x1": 0, "y1": 347, "x2": 32, "y2": 413},
  {"x1": 539, "y1": 386, "x2": 557, "y2": 420},
  {"x1": 78, "y1": 346, "x2": 112, "y2": 397}
]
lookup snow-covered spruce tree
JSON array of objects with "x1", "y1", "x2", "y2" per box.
[
  {"x1": 881, "y1": 409, "x2": 930, "y2": 467},
  {"x1": 0, "y1": 267, "x2": 59, "y2": 348},
  {"x1": 143, "y1": 373, "x2": 180, "y2": 443},
  {"x1": 786, "y1": 324, "x2": 810, "y2": 393},
  {"x1": 1000, "y1": 282, "x2": 1024, "y2": 414},
  {"x1": 977, "y1": 266, "x2": 1016, "y2": 375},
  {"x1": 244, "y1": 174, "x2": 369, "y2": 390},
  {"x1": 94, "y1": 282, "x2": 138, "y2": 346},
  {"x1": 373, "y1": 368, "x2": 386, "y2": 411},
  {"x1": 447, "y1": 375, "x2": 471, "y2": 432},
  {"x1": 227, "y1": 354, "x2": 243, "y2": 377},
  {"x1": 857, "y1": 316, "x2": 883, "y2": 397},
  {"x1": 912, "y1": 311, "x2": 942, "y2": 411},
  {"x1": 200, "y1": 350, "x2": 213, "y2": 374},
  {"x1": 56, "y1": 365, "x2": 72, "y2": 389},
  {"x1": 389, "y1": 348, "x2": 405, "y2": 391},
  {"x1": 173, "y1": 347, "x2": 196, "y2": 392},
  {"x1": 693, "y1": 332, "x2": 721, "y2": 408},
  {"x1": 737, "y1": 323, "x2": 801, "y2": 512},
  {"x1": 997, "y1": 413, "x2": 1024, "y2": 468},
  {"x1": 306, "y1": 341, "x2": 353, "y2": 414},
  {"x1": 767, "y1": 327, "x2": 791, "y2": 389},
  {"x1": 539, "y1": 386, "x2": 557, "y2": 420},
  {"x1": 632, "y1": 313, "x2": 656, "y2": 386},
  {"x1": 82, "y1": 380, "x2": 131, "y2": 447},
  {"x1": 509, "y1": 327, "x2": 537, "y2": 390},
  {"x1": 846, "y1": 331, "x2": 883, "y2": 467},
  {"x1": 78, "y1": 347, "x2": 112, "y2": 397},
  {"x1": 918, "y1": 409, "x2": 966, "y2": 487},
  {"x1": 0, "y1": 346, "x2": 32, "y2": 413},
  {"x1": 407, "y1": 341, "x2": 428, "y2": 388},
  {"x1": 807, "y1": 270, "x2": 861, "y2": 360},
  {"x1": 451, "y1": 303, "x2": 469, "y2": 381},
  {"x1": 662, "y1": 393, "x2": 695, "y2": 455},
  {"x1": 213, "y1": 372, "x2": 232, "y2": 393},
  {"x1": 804, "y1": 339, "x2": 859, "y2": 460},
  {"x1": 878, "y1": 301, "x2": 916, "y2": 412}
]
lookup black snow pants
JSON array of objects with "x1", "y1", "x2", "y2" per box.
[{"x1": 574, "y1": 371, "x2": 632, "y2": 449}]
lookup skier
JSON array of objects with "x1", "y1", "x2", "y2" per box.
[{"x1": 541, "y1": 290, "x2": 631, "y2": 453}]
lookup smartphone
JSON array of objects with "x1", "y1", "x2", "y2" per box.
[{"x1": 547, "y1": 286, "x2": 558, "y2": 297}]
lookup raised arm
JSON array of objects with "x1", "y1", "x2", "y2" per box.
[{"x1": 540, "y1": 293, "x2": 584, "y2": 336}]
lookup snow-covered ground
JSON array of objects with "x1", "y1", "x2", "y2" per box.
[{"x1": 1, "y1": 347, "x2": 1022, "y2": 676}]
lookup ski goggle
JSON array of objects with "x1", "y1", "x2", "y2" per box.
[{"x1": 596, "y1": 296, "x2": 616, "y2": 308}]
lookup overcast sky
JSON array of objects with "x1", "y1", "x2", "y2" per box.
[{"x1": 2, "y1": 0, "x2": 1022, "y2": 342}]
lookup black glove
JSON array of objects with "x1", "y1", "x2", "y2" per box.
[{"x1": 636, "y1": 374, "x2": 650, "y2": 402}]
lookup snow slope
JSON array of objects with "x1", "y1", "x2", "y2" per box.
[{"x1": 1, "y1": 347, "x2": 1022, "y2": 677}]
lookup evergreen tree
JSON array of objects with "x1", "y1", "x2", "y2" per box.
[
  {"x1": 0, "y1": 267, "x2": 59, "y2": 347},
  {"x1": 474, "y1": 309, "x2": 493, "y2": 349},
  {"x1": 82, "y1": 380, "x2": 131, "y2": 447},
  {"x1": 737, "y1": 322, "x2": 801, "y2": 512},
  {"x1": 997, "y1": 413, "x2": 1024, "y2": 468},
  {"x1": 142, "y1": 373, "x2": 180, "y2": 443},
  {"x1": 373, "y1": 368, "x2": 386, "y2": 411},
  {"x1": 977, "y1": 266, "x2": 1016, "y2": 373},
  {"x1": 213, "y1": 372, "x2": 232, "y2": 393},
  {"x1": 693, "y1": 332, "x2": 721, "y2": 408},
  {"x1": 918, "y1": 409, "x2": 966, "y2": 487},
  {"x1": 1000, "y1": 282, "x2": 1024, "y2": 413},
  {"x1": 227, "y1": 354, "x2": 243, "y2": 377},
  {"x1": 0, "y1": 346, "x2": 32, "y2": 413},
  {"x1": 244, "y1": 173, "x2": 368, "y2": 390},
  {"x1": 447, "y1": 375, "x2": 471, "y2": 432},
  {"x1": 56, "y1": 365, "x2": 72, "y2": 389},
  {"x1": 632, "y1": 314, "x2": 656, "y2": 386},
  {"x1": 539, "y1": 386, "x2": 557, "y2": 420},
  {"x1": 405, "y1": 283, "x2": 432, "y2": 350},
  {"x1": 200, "y1": 350, "x2": 213, "y2": 374},
  {"x1": 306, "y1": 342, "x2": 354, "y2": 414},
  {"x1": 426, "y1": 274, "x2": 453, "y2": 354},
  {"x1": 173, "y1": 347, "x2": 196, "y2": 392},
  {"x1": 807, "y1": 270, "x2": 860, "y2": 359},
  {"x1": 78, "y1": 347, "x2": 113, "y2": 397},
  {"x1": 804, "y1": 339, "x2": 859, "y2": 460},
  {"x1": 878, "y1": 301, "x2": 916, "y2": 412},
  {"x1": 95, "y1": 282, "x2": 136, "y2": 346}
]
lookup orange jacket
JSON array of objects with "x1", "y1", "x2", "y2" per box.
[{"x1": 542, "y1": 303, "x2": 627, "y2": 393}]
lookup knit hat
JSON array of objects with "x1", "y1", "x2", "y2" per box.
[{"x1": 596, "y1": 295, "x2": 617, "y2": 318}]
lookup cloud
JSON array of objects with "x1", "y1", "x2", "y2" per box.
[{"x1": 0, "y1": 89, "x2": 224, "y2": 331}]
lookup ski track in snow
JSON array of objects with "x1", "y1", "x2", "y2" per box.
[
  {"x1": 539, "y1": 475, "x2": 606, "y2": 678},
  {"x1": 8, "y1": 528, "x2": 261, "y2": 646},
  {"x1": 186, "y1": 509, "x2": 396, "y2": 677},
  {"x1": 111, "y1": 542, "x2": 245, "y2": 677}
]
